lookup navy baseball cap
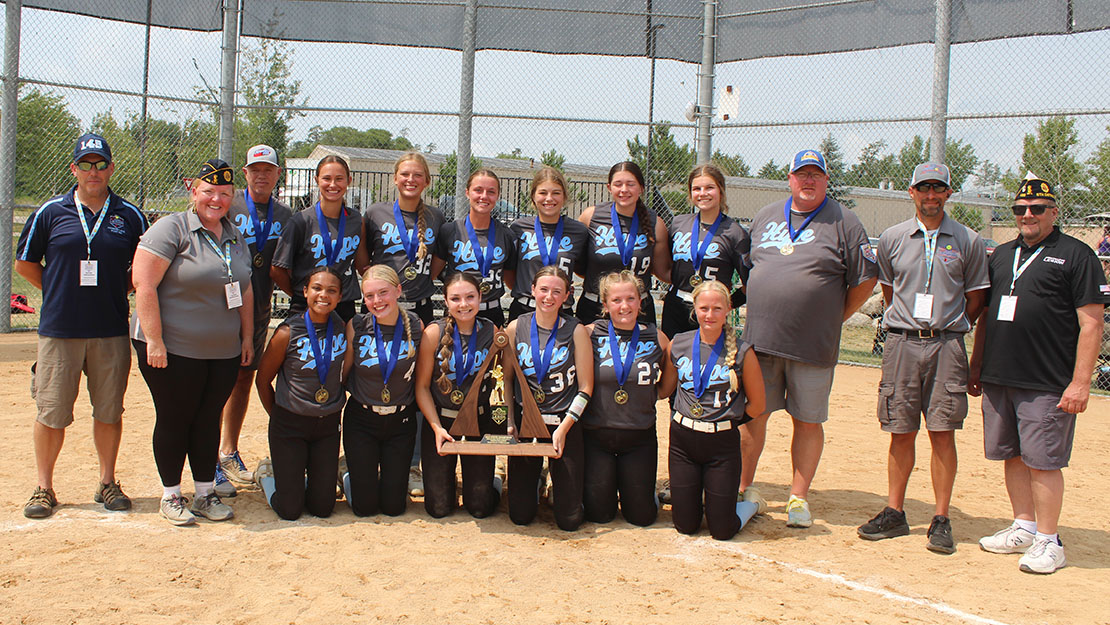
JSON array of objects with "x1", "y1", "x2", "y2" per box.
[
  {"x1": 790, "y1": 149, "x2": 826, "y2": 174},
  {"x1": 74, "y1": 133, "x2": 112, "y2": 163}
]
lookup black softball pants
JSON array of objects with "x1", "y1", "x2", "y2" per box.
[
  {"x1": 668, "y1": 420, "x2": 742, "y2": 541},
  {"x1": 420, "y1": 415, "x2": 500, "y2": 518},
  {"x1": 507, "y1": 422, "x2": 584, "y2": 531},
  {"x1": 267, "y1": 404, "x2": 341, "y2": 520},
  {"x1": 343, "y1": 401, "x2": 418, "y2": 517},
  {"x1": 582, "y1": 426, "x2": 659, "y2": 526}
]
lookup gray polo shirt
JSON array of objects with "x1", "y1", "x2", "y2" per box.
[
  {"x1": 877, "y1": 213, "x2": 989, "y2": 333},
  {"x1": 130, "y1": 210, "x2": 252, "y2": 360}
]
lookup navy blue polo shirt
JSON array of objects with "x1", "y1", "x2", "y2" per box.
[{"x1": 17, "y1": 187, "x2": 148, "y2": 338}]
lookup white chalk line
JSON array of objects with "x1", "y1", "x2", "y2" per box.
[{"x1": 686, "y1": 537, "x2": 1016, "y2": 625}]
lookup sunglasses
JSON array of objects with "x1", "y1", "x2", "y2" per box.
[
  {"x1": 913, "y1": 182, "x2": 949, "y2": 193},
  {"x1": 1011, "y1": 203, "x2": 1053, "y2": 216},
  {"x1": 76, "y1": 160, "x2": 109, "y2": 171}
]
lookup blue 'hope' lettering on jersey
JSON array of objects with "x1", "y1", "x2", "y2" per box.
[
  {"x1": 595, "y1": 336, "x2": 658, "y2": 369},
  {"x1": 594, "y1": 224, "x2": 649, "y2": 257},
  {"x1": 514, "y1": 341, "x2": 570, "y2": 377},
  {"x1": 378, "y1": 223, "x2": 436, "y2": 256},
  {"x1": 310, "y1": 233, "x2": 360, "y2": 266},
  {"x1": 671, "y1": 231, "x2": 722, "y2": 262},
  {"x1": 519, "y1": 232, "x2": 573, "y2": 261},
  {"x1": 233, "y1": 213, "x2": 285, "y2": 247},
  {"x1": 674, "y1": 355, "x2": 731, "y2": 390},
  {"x1": 294, "y1": 334, "x2": 348, "y2": 370},
  {"x1": 756, "y1": 221, "x2": 815, "y2": 250},
  {"x1": 357, "y1": 333, "x2": 415, "y2": 368},
  {"x1": 450, "y1": 239, "x2": 506, "y2": 271}
]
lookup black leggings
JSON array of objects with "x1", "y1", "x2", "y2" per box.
[
  {"x1": 420, "y1": 416, "x2": 500, "y2": 518},
  {"x1": 507, "y1": 423, "x2": 584, "y2": 531},
  {"x1": 668, "y1": 420, "x2": 741, "y2": 540},
  {"x1": 134, "y1": 340, "x2": 239, "y2": 488},
  {"x1": 343, "y1": 401, "x2": 418, "y2": 517},
  {"x1": 582, "y1": 426, "x2": 659, "y2": 526},
  {"x1": 267, "y1": 404, "x2": 341, "y2": 520}
]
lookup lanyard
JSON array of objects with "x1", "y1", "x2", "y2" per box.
[
  {"x1": 607, "y1": 321, "x2": 640, "y2": 389},
  {"x1": 691, "y1": 212, "x2": 723, "y2": 273},
  {"x1": 916, "y1": 219, "x2": 938, "y2": 293},
  {"x1": 609, "y1": 203, "x2": 639, "y2": 267},
  {"x1": 304, "y1": 311, "x2": 334, "y2": 388},
  {"x1": 314, "y1": 202, "x2": 347, "y2": 266},
  {"x1": 452, "y1": 323, "x2": 480, "y2": 385},
  {"x1": 529, "y1": 315, "x2": 561, "y2": 383},
  {"x1": 392, "y1": 200, "x2": 419, "y2": 263},
  {"x1": 1009, "y1": 245, "x2": 1044, "y2": 295},
  {"x1": 533, "y1": 216, "x2": 565, "y2": 267},
  {"x1": 199, "y1": 229, "x2": 233, "y2": 282},
  {"x1": 74, "y1": 195, "x2": 108, "y2": 260},
  {"x1": 464, "y1": 215, "x2": 496, "y2": 278},
  {"x1": 244, "y1": 190, "x2": 274, "y2": 252},
  {"x1": 372, "y1": 316, "x2": 404, "y2": 386},
  {"x1": 691, "y1": 329, "x2": 725, "y2": 399},
  {"x1": 783, "y1": 196, "x2": 828, "y2": 243}
]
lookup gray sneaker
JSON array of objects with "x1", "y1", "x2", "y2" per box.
[
  {"x1": 219, "y1": 451, "x2": 254, "y2": 484},
  {"x1": 190, "y1": 492, "x2": 234, "y2": 521},
  {"x1": 160, "y1": 494, "x2": 196, "y2": 526},
  {"x1": 213, "y1": 465, "x2": 237, "y2": 498}
]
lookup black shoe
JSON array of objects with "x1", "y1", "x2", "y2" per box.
[
  {"x1": 93, "y1": 481, "x2": 132, "y2": 511},
  {"x1": 857, "y1": 506, "x2": 910, "y2": 540},
  {"x1": 926, "y1": 515, "x2": 956, "y2": 554}
]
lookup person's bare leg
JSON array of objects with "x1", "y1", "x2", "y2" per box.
[
  {"x1": 33, "y1": 422, "x2": 65, "y2": 489},
  {"x1": 790, "y1": 419, "x2": 823, "y2": 499},
  {"x1": 1004, "y1": 456, "x2": 1036, "y2": 523},
  {"x1": 739, "y1": 413, "x2": 769, "y2": 492},
  {"x1": 92, "y1": 420, "x2": 122, "y2": 484},
  {"x1": 1029, "y1": 467, "x2": 1064, "y2": 535},
  {"x1": 220, "y1": 369, "x2": 255, "y2": 457},
  {"x1": 928, "y1": 430, "x2": 957, "y2": 517},
  {"x1": 887, "y1": 432, "x2": 916, "y2": 511}
]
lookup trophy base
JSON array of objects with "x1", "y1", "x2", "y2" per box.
[{"x1": 440, "y1": 434, "x2": 558, "y2": 457}]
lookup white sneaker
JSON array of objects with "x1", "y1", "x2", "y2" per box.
[
  {"x1": 741, "y1": 486, "x2": 768, "y2": 516},
  {"x1": 408, "y1": 466, "x2": 424, "y2": 497},
  {"x1": 1018, "y1": 537, "x2": 1066, "y2": 574},
  {"x1": 786, "y1": 495, "x2": 813, "y2": 528},
  {"x1": 979, "y1": 523, "x2": 1036, "y2": 554},
  {"x1": 160, "y1": 494, "x2": 196, "y2": 526}
]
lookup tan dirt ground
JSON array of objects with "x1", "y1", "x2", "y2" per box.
[{"x1": 0, "y1": 331, "x2": 1107, "y2": 625}]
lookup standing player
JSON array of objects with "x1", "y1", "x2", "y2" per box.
[
  {"x1": 857, "y1": 162, "x2": 988, "y2": 553},
  {"x1": 216, "y1": 144, "x2": 293, "y2": 497},
  {"x1": 17, "y1": 133, "x2": 148, "y2": 518}
]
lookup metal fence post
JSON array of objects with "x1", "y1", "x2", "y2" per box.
[
  {"x1": 696, "y1": 0, "x2": 717, "y2": 163},
  {"x1": 0, "y1": 0, "x2": 22, "y2": 333},
  {"x1": 454, "y1": 0, "x2": 478, "y2": 219},
  {"x1": 929, "y1": 0, "x2": 951, "y2": 164},
  {"x1": 218, "y1": 0, "x2": 240, "y2": 164}
]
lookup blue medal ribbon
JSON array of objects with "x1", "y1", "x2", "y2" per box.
[
  {"x1": 244, "y1": 190, "x2": 274, "y2": 254},
  {"x1": 303, "y1": 311, "x2": 335, "y2": 389},
  {"x1": 783, "y1": 196, "x2": 828, "y2": 243},
  {"x1": 314, "y1": 202, "x2": 347, "y2": 266},
  {"x1": 533, "y1": 216, "x2": 564, "y2": 267},
  {"x1": 393, "y1": 200, "x2": 419, "y2": 264},
  {"x1": 691, "y1": 328, "x2": 725, "y2": 399},
  {"x1": 609, "y1": 202, "x2": 639, "y2": 267},
  {"x1": 199, "y1": 230, "x2": 233, "y2": 282},
  {"x1": 452, "y1": 323, "x2": 480, "y2": 386},
  {"x1": 691, "y1": 212, "x2": 723, "y2": 276},
  {"x1": 607, "y1": 320, "x2": 640, "y2": 388},
  {"x1": 373, "y1": 316, "x2": 404, "y2": 387},
  {"x1": 529, "y1": 315, "x2": 561, "y2": 383},
  {"x1": 464, "y1": 215, "x2": 496, "y2": 279},
  {"x1": 74, "y1": 194, "x2": 108, "y2": 259}
]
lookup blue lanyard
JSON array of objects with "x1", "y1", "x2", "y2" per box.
[
  {"x1": 1009, "y1": 245, "x2": 1043, "y2": 295},
  {"x1": 199, "y1": 229, "x2": 233, "y2": 282},
  {"x1": 304, "y1": 311, "x2": 334, "y2": 388},
  {"x1": 691, "y1": 329, "x2": 725, "y2": 399},
  {"x1": 74, "y1": 198, "x2": 108, "y2": 260},
  {"x1": 464, "y1": 215, "x2": 496, "y2": 278},
  {"x1": 691, "y1": 212, "x2": 723, "y2": 273},
  {"x1": 452, "y1": 323, "x2": 480, "y2": 385},
  {"x1": 529, "y1": 315, "x2": 561, "y2": 383},
  {"x1": 533, "y1": 216, "x2": 564, "y2": 267},
  {"x1": 372, "y1": 316, "x2": 404, "y2": 386},
  {"x1": 607, "y1": 320, "x2": 640, "y2": 388},
  {"x1": 783, "y1": 196, "x2": 828, "y2": 242},
  {"x1": 610, "y1": 203, "x2": 639, "y2": 267},
  {"x1": 392, "y1": 200, "x2": 419, "y2": 263},
  {"x1": 244, "y1": 190, "x2": 274, "y2": 252},
  {"x1": 314, "y1": 202, "x2": 347, "y2": 266}
]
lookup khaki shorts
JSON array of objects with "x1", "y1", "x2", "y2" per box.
[
  {"x1": 877, "y1": 332, "x2": 968, "y2": 433},
  {"x1": 34, "y1": 335, "x2": 130, "y2": 428},
  {"x1": 981, "y1": 383, "x2": 1076, "y2": 471},
  {"x1": 756, "y1": 352, "x2": 835, "y2": 424}
]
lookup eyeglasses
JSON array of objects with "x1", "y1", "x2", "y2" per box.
[
  {"x1": 76, "y1": 160, "x2": 109, "y2": 171},
  {"x1": 913, "y1": 182, "x2": 949, "y2": 193},
  {"x1": 790, "y1": 171, "x2": 825, "y2": 181},
  {"x1": 1011, "y1": 203, "x2": 1053, "y2": 216}
]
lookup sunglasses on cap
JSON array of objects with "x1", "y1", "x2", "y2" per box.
[
  {"x1": 913, "y1": 182, "x2": 949, "y2": 193},
  {"x1": 1011, "y1": 203, "x2": 1053, "y2": 216},
  {"x1": 76, "y1": 160, "x2": 109, "y2": 171}
]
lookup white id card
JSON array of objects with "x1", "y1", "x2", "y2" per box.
[
  {"x1": 225, "y1": 281, "x2": 243, "y2": 309},
  {"x1": 79, "y1": 260, "x2": 98, "y2": 286},
  {"x1": 997, "y1": 295, "x2": 1017, "y2": 322},
  {"x1": 913, "y1": 293, "x2": 933, "y2": 320}
]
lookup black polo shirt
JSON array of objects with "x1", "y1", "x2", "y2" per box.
[{"x1": 980, "y1": 227, "x2": 1109, "y2": 393}]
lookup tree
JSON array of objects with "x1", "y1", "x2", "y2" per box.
[
  {"x1": 1086, "y1": 125, "x2": 1110, "y2": 212},
  {"x1": 496, "y1": 148, "x2": 525, "y2": 160},
  {"x1": 943, "y1": 138, "x2": 979, "y2": 192},
  {"x1": 757, "y1": 159, "x2": 788, "y2": 181},
  {"x1": 235, "y1": 30, "x2": 306, "y2": 173},
  {"x1": 849, "y1": 140, "x2": 895, "y2": 188},
  {"x1": 711, "y1": 149, "x2": 750, "y2": 177},
  {"x1": 1017, "y1": 117, "x2": 1084, "y2": 217},
  {"x1": 540, "y1": 149, "x2": 566, "y2": 172},
  {"x1": 975, "y1": 160, "x2": 1002, "y2": 192},
  {"x1": 819, "y1": 133, "x2": 854, "y2": 208},
  {"x1": 627, "y1": 124, "x2": 695, "y2": 188},
  {"x1": 287, "y1": 125, "x2": 413, "y2": 158},
  {"x1": 15, "y1": 88, "x2": 81, "y2": 199},
  {"x1": 428, "y1": 151, "x2": 482, "y2": 214}
]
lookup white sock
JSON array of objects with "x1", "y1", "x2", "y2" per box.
[
  {"x1": 1014, "y1": 518, "x2": 1037, "y2": 534},
  {"x1": 1035, "y1": 532, "x2": 1059, "y2": 545},
  {"x1": 195, "y1": 481, "x2": 214, "y2": 497},
  {"x1": 162, "y1": 485, "x2": 182, "y2": 499}
]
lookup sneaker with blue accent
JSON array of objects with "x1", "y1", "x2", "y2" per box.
[
  {"x1": 219, "y1": 451, "x2": 254, "y2": 484},
  {"x1": 1019, "y1": 536, "x2": 1066, "y2": 574},
  {"x1": 214, "y1": 465, "x2": 237, "y2": 498},
  {"x1": 786, "y1": 495, "x2": 813, "y2": 528}
]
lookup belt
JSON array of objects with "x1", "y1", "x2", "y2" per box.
[
  {"x1": 440, "y1": 406, "x2": 485, "y2": 419},
  {"x1": 582, "y1": 292, "x2": 599, "y2": 303},
  {"x1": 672, "y1": 412, "x2": 732, "y2": 433},
  {"x1": 361, "y1": 403, "x2": 406, "y2": 415},
  {"x1": 399, "y1": 298, "x2": 430, "y2": 311},
  {"x1": 674, "y1": 289, "x2": 693, "y2": 304},
  {"x1": 887, "y1": 327, "x2": 962, "y2": 339},
  {"x1": 478, "y1": 299, "x2": 500, "y2": 311},
  {"x1": 541, "y1": 413, "x2": 562, "y2": 426}
]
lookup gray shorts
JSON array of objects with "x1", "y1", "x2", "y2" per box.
[
  {"x1": 756, "y1": 351, "x2": 835, "y2": 424},
  {"x1": 981, "y1": 383, "x2": 1076, "y2": 470},
  {"x1": 34, "y1": 335, "x2": 131, "y2": 428},
  {"x1": 877, "y1": 332, "x2": 968, "y2": 434}
]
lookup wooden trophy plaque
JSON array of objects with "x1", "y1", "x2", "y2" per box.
[{"x1": 439, "y1": 330, "x2": 558, "y2": 457}]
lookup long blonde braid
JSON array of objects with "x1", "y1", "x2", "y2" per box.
[{"x1": 691, "y1": 280, "x2": 739, "y2": 393}]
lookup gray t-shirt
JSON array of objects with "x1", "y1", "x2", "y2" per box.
[
  {"x1": 743, "y1": 197, "x2": 877, "y2": 367},
  {"x1": 228, "y1": 190, "x2": 293, "y2": 323},
  {"x1": 580, "y1": 321, "x2": 663, "y2": 431},
  {"x1": 510, "y1": 312, "x2": 580, "y2": 415},
  {"x1": 878, "y1": 213, "x2": 989, "y2": 333},
  {"x1": 364, "y1": 200, "x2": 445, "y2": 303},
  {"x1": 276, "y1": 311, "x2": 348, "y2": 416},
  {"x1": 509, "y1": 216, "x2": 590, "y2": 308},
  {"x1": 347, "y1": 310, "x2": 424, "y2": 407},
  {"x1": 669, "y1": 329, "x2": 751, "y2": 423},
  {"x1": 271, "y1": 205, "x2": 364, "y2": 303},
  {"x1": 130, "y1": 210, "x2": 252, "y2": 360},
  {"x1": 667, "y1": 212, "x2": 750, "y2": 292}
]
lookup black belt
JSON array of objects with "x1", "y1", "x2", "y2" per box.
[{"x1": 887, "y1": 327, "x2": 962, "y2": 339}]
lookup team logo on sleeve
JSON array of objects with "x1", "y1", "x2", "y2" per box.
[{"x1": 860, "y1": 242, "x2": 877, "y2": 263}]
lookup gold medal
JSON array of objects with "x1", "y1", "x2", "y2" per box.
[
  {"x1": 780, "y1": 243, "x2": 794, "y2": 256},
  {"x1": 252, "y1": 252, "x2": 264, "y2": 268},
  {"x1": 689, "y1": 274, "x2": 702, "y2": 288},
  {"x1": 315, "y1": 387, "x2": 329, "y2": 404},
  {"x1": 403, "y1": 265, "x2": 418, "y2": 281},
  {"x1": 614, "y1": 388, "x2": 629, "y2": 405},
  {"x1": 450, "y1": 389, "x2": 465, "y2": 405},
  {"x1": 381, "y1": 388, "x2": 391, "y2": 403},
  {"x1": 533, "y1": 389, "x2": 545, "y2": 404},
  {"x1": 690, "y1": 403, "x2": 703, "y2": 418},
  {"x1": 480, "y1": 281, "x2": 492, "y2": 295}
]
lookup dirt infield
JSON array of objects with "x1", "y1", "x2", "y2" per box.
[{"x1": 1, "y1": 331, "x2": 1107, "y2": 625}]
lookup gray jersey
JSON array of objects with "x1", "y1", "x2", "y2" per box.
[
  {"x1": 743, "y1": 197, "x2": 877, "y2": 367},
  {"x1": 667, "y1": 212, "x2": 750, "y2": 292},
  {"x1": 272, "y1": 205, "x2": 364, "y2": 303},
  {"x1": 348, "y1": 310, "x2": 424, "y2": 406},
  {"x1": 509, "y1": 216, "x2": 590, "y2": 307},
  {"x1": 510, "y1": 312, "x2": 580, "y2": 414},
  {"x1": 582, "y1": 203, "x2": 659, "y2": 296},
  {"x1": 877, "y1": 214, "x2": 989, "y2": 333},
  {"x1": 276, "y1": 311, "x2": 349, "y2": 416},
  {"x1": 364, "y1": 200, "x2": 445, "y2": 302},
  {"x1": 669, "y1": 329, "x2": 750, "y2": 423},
  {"x1": 228, "y1": 191, "x2": 293, "y2": 323},
  {"x1": 130, "y1": 210, "x2": 252, "y2": 360},
  {"x1": 429, "y1": 317, "x2": 496, "y2": 410},
  {"x1": 434, "y1": 218, "x2": 516, "y2": 306},
  {"x1": 581, "y1": 321, "x2": 663, "y2": 430}
]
